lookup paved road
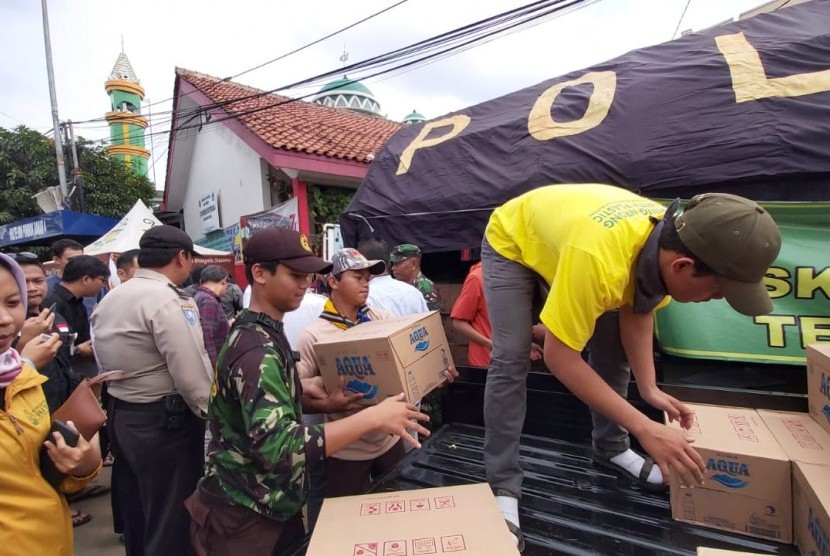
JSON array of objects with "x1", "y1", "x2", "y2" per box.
[{"x1": 72, "y1": 466, "x2": 123, "y2": 555}]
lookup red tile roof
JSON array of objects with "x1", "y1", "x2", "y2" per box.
[{"x1": 177, "y1": 68, "x2": 401, "y2": 164}]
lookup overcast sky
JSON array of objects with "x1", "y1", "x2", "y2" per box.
[{"x1": 1, "y1": 0, "x2": 767, "y2": 190}]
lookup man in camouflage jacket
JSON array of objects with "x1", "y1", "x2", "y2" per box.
[
  {"x1": 389, "y1": 243, "x2": 442, "y2": 311},
  {"x1": 185, "y1": 228, "x2": 430, "y2": 556}
]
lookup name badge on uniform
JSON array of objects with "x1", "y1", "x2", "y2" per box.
[{"x1": 181, "y1": 304, "x2": 197, "y2": 325}]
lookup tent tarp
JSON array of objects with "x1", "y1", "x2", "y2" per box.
[
  {"x1": 85, "y1": 200, "x2": 232, "y2": 257},
  {"x1": 342, "y1": 0, "x2": 830, "y2": 253},
  {"x1": 0, "y1": 210, "x2": 118, "y2": 248}
]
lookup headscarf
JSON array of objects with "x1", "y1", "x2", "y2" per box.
[{"x1": 0, "y1": 253, "x2": 28, "y2": 387}]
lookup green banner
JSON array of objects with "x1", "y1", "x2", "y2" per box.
[{"x1": 654, "y1": 202, "x2": 830, "y2": 365}]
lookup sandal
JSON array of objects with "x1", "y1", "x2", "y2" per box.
[
  {"x1": 592, "y1": 453, "x2": 669, "y2": 493},
  {"x1": 71, "y1": 509, "x2": 92, "y2": 528},
  {"x1": 505, "y1": 519, "x2": 526, "y2": 553}
]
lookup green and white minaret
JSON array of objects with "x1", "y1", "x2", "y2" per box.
[{"x1": 105, "y1": 49, "x2": 149, "y2": 176}]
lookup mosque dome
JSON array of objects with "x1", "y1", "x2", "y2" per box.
[
  {"x1": 314, "y1": 76, "x2": 381, "y2": 116},
  {"x1": 403, "y1": 109, "x2": 425, "y2": 124}
]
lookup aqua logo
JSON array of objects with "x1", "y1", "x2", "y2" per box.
[
  {"x1": 335, "y1": 356, "x2": 376, "y2": 379},
  {"x1": 706, "y1": 458, "x2": 750, "y2": 489},
  {"x1": 410, "y1": 326, "x2": 430, "y2": 351},
  {"x1": 808, "y1": 506, "x2": 830, "y2": 556},
  {"x1": 345, "y1": 380, "x2": 379, "y2": 399}
]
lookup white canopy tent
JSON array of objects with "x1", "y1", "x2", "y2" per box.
[{"x1": 84, "y1": 200, "x2": 234, "y2": 287}]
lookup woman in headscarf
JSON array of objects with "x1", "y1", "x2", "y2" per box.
[{"x1": 0, "y1": 253, "x2": 102, "y2": 555}]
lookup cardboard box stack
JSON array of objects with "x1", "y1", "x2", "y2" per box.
[
  {"x1": 807, "y1": 344, "x2": 830, "y2": 437},
  {"x1": 666, "y1": 403, "x2": 792, "y2": 543},
  {"x1": 312, "y1": 311, "x2": 451, "y2": 406},
  {"x1": 307, "y1": 483, "x2": 521, "y2": 556}
]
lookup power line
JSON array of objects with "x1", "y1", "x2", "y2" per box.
[
  {"x1": 68, "y1": 0, "x2": 593, "y2": 152},
  {"x1": 672, "y1": 0, "x2": 692, "y2": 39},
  {"x1": 169, "y1": 0, "x2": 588, "y2": 137},
  {"x1": 64, "y1": 0, "x2": 412, "y2": 128}
]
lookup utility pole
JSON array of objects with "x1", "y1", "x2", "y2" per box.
[
  {"x1": 67, "y1": 120, "x2": 86, "y2": 213},
  {"x1": 40, "y1": 0, "x2": 68, "y2": 202}
]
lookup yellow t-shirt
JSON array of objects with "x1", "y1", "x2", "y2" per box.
[{"x1": 485, "y1": 184, "x2": 668, "y2": 351}]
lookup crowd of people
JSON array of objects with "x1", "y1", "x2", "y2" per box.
[
  {"x1": 0, "y1": 224, "x2": 457, "y2": 555},
  {"x1": 0, "y1": 184, "x2": 782, "y2": 555}
]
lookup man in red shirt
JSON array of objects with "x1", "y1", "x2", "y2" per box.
[{"x1": 450, "y1": 263, "x2": 491, "y2": 367}]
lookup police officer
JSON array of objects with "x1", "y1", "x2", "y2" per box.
[
  {"x1": 389, "y1": 243, "x2": 442, "y2": 311},
  {"x1": 92, "y1": 225, "x2": 213, "y2": 556}
]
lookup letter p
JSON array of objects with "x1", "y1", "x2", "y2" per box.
[{"x1": 396, "y1": 115, "x2": 471, "y2": 175}]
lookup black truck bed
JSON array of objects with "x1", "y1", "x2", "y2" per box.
[
  {"x1": 288, "y1": 367, "x2": 803, "y2": 555},
  {"x1": 289, "y1": 424, "x2": 797, "y2": 555}
]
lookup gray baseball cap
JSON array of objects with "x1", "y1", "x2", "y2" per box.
[{"x1": 330, "y1": 248, "x2": 385, "y2": 276}]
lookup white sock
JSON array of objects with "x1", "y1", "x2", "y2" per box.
[
  {"x1": 496, "y1": 495, "x2": 520, "y2": 546},
  {"x1": 610, "y1": 449, "x2": 663, "y2": 484}
]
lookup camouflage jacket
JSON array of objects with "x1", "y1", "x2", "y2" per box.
[
  {"x1": 202, "y1": 309, "x2": 325, "y2": 520},
  {"x1": 413, "y1": 272, "x2": 442, "y2": 311}
]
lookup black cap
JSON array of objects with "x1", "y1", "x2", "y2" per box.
[
  {"x1": 244, "y1": 228, "x2": 333, "y2": 274},
  {"x1": 139, "y1": 225, "x2": 198, "y2": 256}
]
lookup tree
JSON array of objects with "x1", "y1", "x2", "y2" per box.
[{"x1": 0, "y1": 125, "x2": 155, "y2": 223}]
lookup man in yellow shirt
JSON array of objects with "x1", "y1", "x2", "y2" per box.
[{"x1": 482, "y1": 184, "x2": 781, "y2": 551}]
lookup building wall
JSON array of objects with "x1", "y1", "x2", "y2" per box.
[{"x1": 181, "y1": 123, "x2": 269, "y2": 240}]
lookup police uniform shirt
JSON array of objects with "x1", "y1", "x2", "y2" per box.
[{"x1": 91, "y1": 268, "x2": 213, "y2": 416}]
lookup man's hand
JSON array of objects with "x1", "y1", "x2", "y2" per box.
[
  {"x1": 302, "y1": 376, "x2": 364, "y2": 413},
  {"x1": 44, "y1": 422, "x2": 102, "y2": 478},
  {"x1": 530, "y1": 342, "x2": 544, "y2": 361},
  {"x1": 639, "y1": 386, "x2": 695, "y2": 430},
  {"x1": 20, "y1": 333, "x2": 61, "y2": 370},
  {"x1": 18, "y1": 307, "x2": 56, "y2": 350},
  {"x1": 635, "y1": 420, "x2": 704, "y2": 488},
  {"x1": 369, "y1": 393, "x2": 430, "y2": 448},
  {"x1": 75, "y1": 340, "x2": 94, "y2": 358},
  {"x1": 439, "y1": 365, "x2": 459, "y2": 386}
]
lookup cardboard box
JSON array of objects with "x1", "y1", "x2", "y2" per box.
[
  {"x1": 313, "y1": 311, "x2": 451, "y2": 406},
  {"x1": 807, "y1": 344, "x2": 830, "y2": 437},
  {"x1": 667, "y1": 404, "x2": 792, "y2": 543},
  {"x1": 793, "y1": 461, "x2": 830, "y2": 556},
  {"x1": 757, "y1": 409, "x2": 830, "y2": 466},
  {"x1": 307, "y1": 483, "x2": 520, "y2": 556}
]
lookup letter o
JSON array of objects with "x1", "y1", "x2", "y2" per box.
[{"x1": 528, "y1": 71, "x2": 617, "y2": 140}]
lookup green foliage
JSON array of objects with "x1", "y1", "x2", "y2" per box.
[
  {"x1": 0, "y1": 126, "x2": 56, "y2": 223},
  {"x1": 0, "y1": 125, "x2": 154, "y2": 223},
  {"x1": 307, "y1": 184, "x2": 353, "y2": 233}
]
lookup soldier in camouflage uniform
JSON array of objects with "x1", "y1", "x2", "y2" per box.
[
  {"x1": 389, "y1": 243, "x2": 442, "y2": 311},
  {"x1": 186, "y1": 228, "x2": 430, "y2": 556}
]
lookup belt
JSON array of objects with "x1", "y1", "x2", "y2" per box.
[{"x1": 111, "y1": 398, "x2": 165, "y2": 411}]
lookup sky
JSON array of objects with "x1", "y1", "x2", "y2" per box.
[{"x1": 1, "y1": 0, "x2": 770, "y2": 191}]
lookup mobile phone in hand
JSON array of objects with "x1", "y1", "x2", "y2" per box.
[
  {"x1": 39, "y1": 419, "x2": 80, "y2": 488},
  {"x1": 50, "y1": 419, "x2": 80, "y2": 447},
  {"x1": 48, "y1": 303, "x2": 57, "y2": 314}
]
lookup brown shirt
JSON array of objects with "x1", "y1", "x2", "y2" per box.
[
  {"x1": 295, "y1": 307, "x2": 398, "y2": 461},
  {"x1": 91, "y1": 269, "x2": 213, "y2": 416}
]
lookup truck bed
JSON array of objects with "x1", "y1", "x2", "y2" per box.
[
  {"x1": 287, "y1": 368, "x2": 803, "y2": 555},
  {"x1": 289, "y1": 424, "x2": 797, "y2": 555}
]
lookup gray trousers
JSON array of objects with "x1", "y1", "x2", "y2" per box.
[{"x1": 481, "y1": 238, "x2": 630, "y2": 497}]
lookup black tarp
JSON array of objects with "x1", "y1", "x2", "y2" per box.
[{"x1": 342, "y1": 0, "x2": 830, "y2": 252}]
